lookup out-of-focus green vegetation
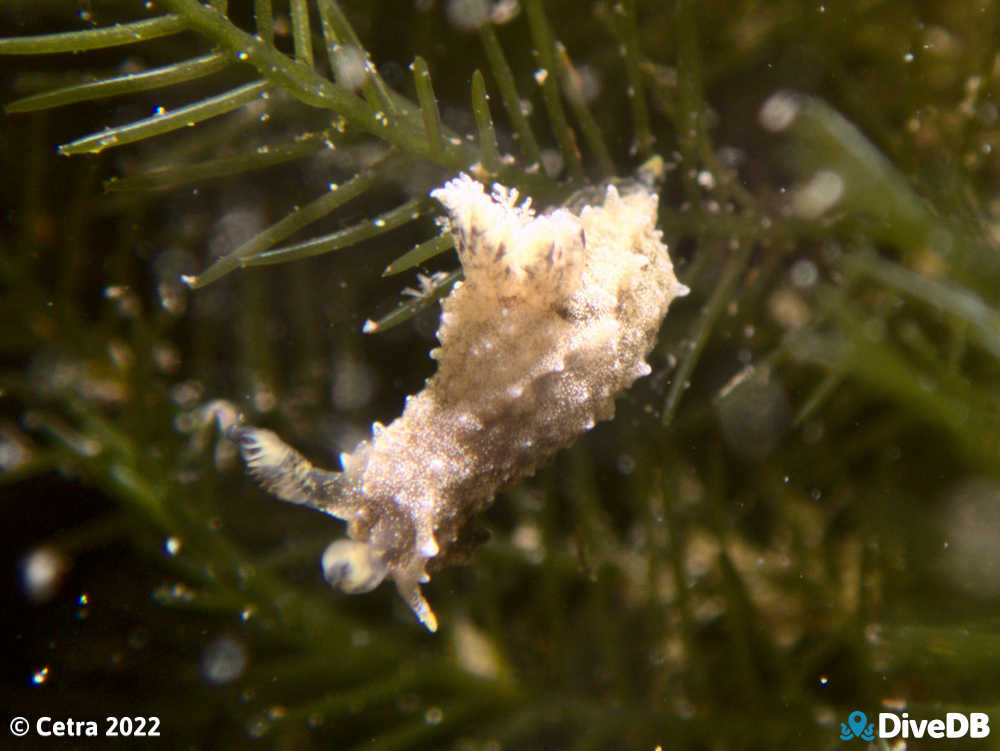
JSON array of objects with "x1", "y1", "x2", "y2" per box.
[{"x1": 2, "y1": 1, "x2": 1000, "y2": 748}]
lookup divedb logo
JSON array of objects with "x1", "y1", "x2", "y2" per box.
[{"x1": 840, "y1": 710, "x2": 990, "y2": 741}]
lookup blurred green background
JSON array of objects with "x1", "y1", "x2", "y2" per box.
[{"x1": 2, "y1": 1, "x2": 1000, "y2": 748}]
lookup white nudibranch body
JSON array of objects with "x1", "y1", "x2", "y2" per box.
[{"x1": 223, "y1": 173, "x2": 687, "y2": 631}]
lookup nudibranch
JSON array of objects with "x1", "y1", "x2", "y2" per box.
[{"x1": 216, "y1": 173, "x2": 687, "y2": 631}]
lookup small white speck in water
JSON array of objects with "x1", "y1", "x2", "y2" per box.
[{"x1": 201, "y1": 636, "x2": 248, "y2": 685}]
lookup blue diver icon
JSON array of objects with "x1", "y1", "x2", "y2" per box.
[{"x1": 840, "y1": 710, "x2": 875, "y2": 741}]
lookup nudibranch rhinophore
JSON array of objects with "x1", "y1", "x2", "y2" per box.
[{"x1": 216, "y1": 173, "x2": 688, "y2": 631}]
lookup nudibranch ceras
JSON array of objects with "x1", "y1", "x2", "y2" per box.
[{"x1": 219, "y1": 172, "x2": 688, "y2": 631}]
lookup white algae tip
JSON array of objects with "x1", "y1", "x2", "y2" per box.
[{"x1": 219, "y1": 171, "x2": 687, "y2": 630}]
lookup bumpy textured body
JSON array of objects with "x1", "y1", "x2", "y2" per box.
[{"x1": 223, "y1": 173, "x2": 687, "y2": 630}]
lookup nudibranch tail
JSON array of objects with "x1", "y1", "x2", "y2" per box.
[{"x1": 214, "y1": 169, "x2": 686, "y2": 632}]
